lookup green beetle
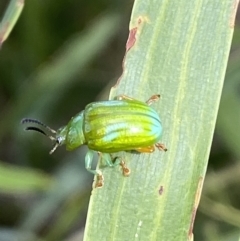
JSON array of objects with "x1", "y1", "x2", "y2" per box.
[{"x1": 22, "y1": 95, "x2": 167, "y2": 187}]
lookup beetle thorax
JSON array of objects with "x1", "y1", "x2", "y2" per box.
[{"x1": 64, "y1": 111, "x2": 86, "y2": 151}]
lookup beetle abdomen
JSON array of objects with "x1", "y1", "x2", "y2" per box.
[{"x1": 83, "y1": 100, "x2": 162, "y2": 153}]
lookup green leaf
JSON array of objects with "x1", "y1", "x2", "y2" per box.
[
  {"x1": 0, "y1": 161, "x2": 52, "y2": 193},
  {"x1": 0, "y1": 0, "x2": 24, "y2": 46},
  {"x1": 84, "y1": 1, "x2": 237, "y2": 241}
]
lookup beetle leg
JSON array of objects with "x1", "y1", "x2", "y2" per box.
[
  {"x1": 85, "y1": 150, "x2": 98, "y2": 174},
  {"x1": 85, "y1": 150, "x2": 104, "y2": 188},
  {"x1": 115, "y1": 94, "x2": 160, "y2": 106},
  {"x1": 102, "y1": 154, "x2": 131, "y2": 177},
  {"x1": 110, "y1": 156, "x2": 131, "y2": 176},
  {"x1": 114, "y1": 95, "x2": 135, "y2": 101},
  {"x1": 146, "y1": 94, "x2": 160, "y2": 105},
  {"x1": 155, "y1": 143, "x2": 167, "y2": 152},
  {"x1": 119, "y1": 159, "x2": 131, "y2": 176},
  {"x1": 135, "y1": 146, "x2": 155, "y2": 153},
  {"x1": 95, "y1": 173, "x2": 104, "y2": 188},
  {"x1": 136, "y1": 143, "x2": 167, "y2": 152},
  {"x1": 101, "y1": 153, "x2": 119, "y2": 167}
]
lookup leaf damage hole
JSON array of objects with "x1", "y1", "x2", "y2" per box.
[{"x1": 126, "y1": 27, "x2": 137, "y2": 52}]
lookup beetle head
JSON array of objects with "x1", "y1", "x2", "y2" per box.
[{"x1": 21, "y1": 118, "x2": 63, "y2": 154}]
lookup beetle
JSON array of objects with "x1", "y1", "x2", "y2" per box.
[{"x1": 22, "y1": 94, "x2": 167, "y2": 187}]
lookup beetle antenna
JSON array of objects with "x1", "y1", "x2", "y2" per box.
[
  {"x1": 49, "y1": 142, "x2": 59, "y2": 155},
  {"x1": 22, "y1": 118, "x2": 56, "y2": 142},
  {"x1": 25, "y1": 127, "x2": 47, "y2": 136},
  {"x1": 22, "y1": 118, "x2": 60, "y2": 154},
  {"x1": 21, "y1": 118, "x2": 56, "y2": 134}
]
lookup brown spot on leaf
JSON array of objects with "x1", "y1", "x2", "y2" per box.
[
  {"x1": 188, "y1": 177, "x2": 203, "y2": 237},
  {"x1": 111, "y1": 16, "x2": 145, "y2": 88},
  {"x1": 188, "y1": 207, "x2": 197, "y2": 239},
  {"x1": 230, "y1": 0, "x2": 239, "y2": 28},
  {"x1": 112, "y1": 25, "x2": 139, "y2": 87},
  {"x1": 159, "y1": 185, "x2": 164, "y2": 195}
]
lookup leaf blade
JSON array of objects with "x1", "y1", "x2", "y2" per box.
[{"x1": 84, "y1": 1, "x2": 237, "y2": 241}]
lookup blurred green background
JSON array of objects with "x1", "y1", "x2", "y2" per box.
[{"x1": 0, "y1": 1, "x2": 240, "y2": 241}]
